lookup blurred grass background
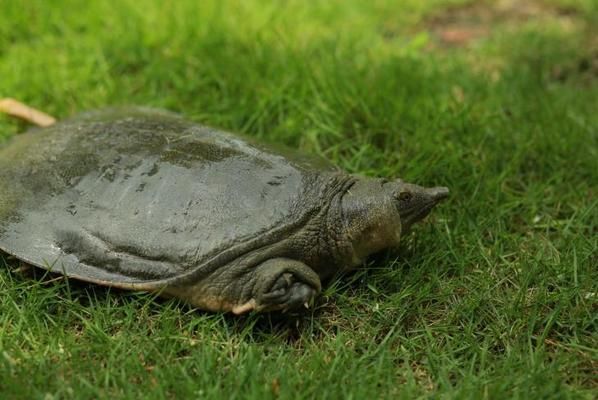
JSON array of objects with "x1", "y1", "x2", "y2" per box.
[{"x1": 0, "y1": 0, "x2": 596, "y2": 398}]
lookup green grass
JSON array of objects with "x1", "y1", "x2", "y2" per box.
[{"x1": 1, "y1": 0, "x2": 597, "y2": 398}]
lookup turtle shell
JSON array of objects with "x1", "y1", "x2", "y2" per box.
[{"x1": 0, "y1": 107, "x2": 348, "y2": 289}]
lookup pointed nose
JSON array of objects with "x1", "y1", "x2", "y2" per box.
[{"x1": 427, "y1": 186, "x2": 450, "y2": 202}]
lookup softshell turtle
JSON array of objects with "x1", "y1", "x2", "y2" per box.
[{"x1": 0, "y1": 106, "x2": 448, "y2": 314}]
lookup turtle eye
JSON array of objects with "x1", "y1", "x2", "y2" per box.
[{"x1": 397, "y1": 192, "x2": 412, "y2": 201}]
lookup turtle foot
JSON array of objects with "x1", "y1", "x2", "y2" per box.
[
  {"x1": 259, "y1": 273, "x2": 318, "y2": 312},
  {"x1": 240, "y1": 258, "x2": 321, "y2": 313}
]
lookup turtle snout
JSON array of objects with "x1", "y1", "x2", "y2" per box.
[{"x1": 427, "y1": 186, "x2": 449, "y2": 202}]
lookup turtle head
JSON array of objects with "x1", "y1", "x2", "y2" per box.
[
  {"x1": 339, "y1": 177, "x2": 448, "y2": 267},
  {"x1": 389, "y1": 179, "x2": 449, "y2": 233}
]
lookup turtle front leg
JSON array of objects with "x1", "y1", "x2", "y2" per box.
[{"x1": 233, "y1": 258, "x2": 322, "y2": 314}]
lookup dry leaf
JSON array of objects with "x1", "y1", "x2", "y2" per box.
[{"x1": 271, "y1": 378, "x2": 281, "y2": 398}]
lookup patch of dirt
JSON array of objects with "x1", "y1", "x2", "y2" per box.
[
  {"x1": 424, "y1": 0, "x2": 581, "y2": 47},
  {"x1": 551, "y1": 39, "x2": 598, "y2": 82}
]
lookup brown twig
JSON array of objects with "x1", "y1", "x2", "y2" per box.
[{"x1": 0, "y1": 98, "x2": 56, "y2": 127}]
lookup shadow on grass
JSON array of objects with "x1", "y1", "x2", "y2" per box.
[{"x1": 1, "y1": 243, "x2": 434, "y2": 344}]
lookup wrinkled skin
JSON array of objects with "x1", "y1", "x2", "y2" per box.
[{"x1": 0, "y1": 107, "x2": 448, "y2": 314}]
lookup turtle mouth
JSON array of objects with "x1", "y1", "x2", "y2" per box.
[{"x1": 401, "y1": 205, "x2": 433, "y2": 231}]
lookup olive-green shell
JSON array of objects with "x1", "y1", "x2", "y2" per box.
[{"x1": 0, "y1": 107, "x2": 344, "y2": 289}]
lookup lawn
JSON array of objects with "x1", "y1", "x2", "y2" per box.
[{"x1": 0, "y1": 0, "x2": 596, "y2": 398}]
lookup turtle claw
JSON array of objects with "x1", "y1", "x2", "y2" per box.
[{"x1": 258, "y1": 273, "x2": 318, "y2": 313}]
